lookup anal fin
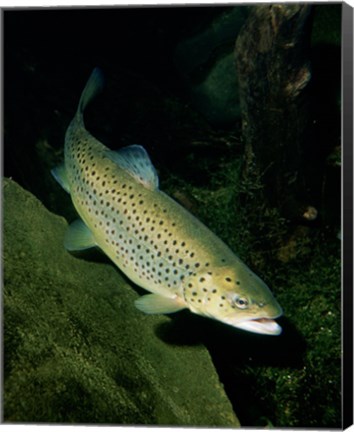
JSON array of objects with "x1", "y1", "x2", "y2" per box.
[{"x1": 51, "y1": 163, "x2": 70, "y2": 193}]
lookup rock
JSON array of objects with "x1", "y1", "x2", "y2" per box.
[
  {"x1": 174, "y1": 6, "x2": 250, "y2": 126},
  {"x1": 3, "y1": 178, "x2": 240, "y2": 426},
  {"x1": 190, "y1": 52, "x2": 242, "y2": 125}
]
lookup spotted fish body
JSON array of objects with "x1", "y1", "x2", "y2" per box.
[{"x1": 52, "y1": 68, "x2": 283, "y2": 335}]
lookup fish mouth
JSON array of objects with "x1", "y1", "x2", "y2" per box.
[{"x1": 234, "y1": 317, "x2": 282, "y2": 335}]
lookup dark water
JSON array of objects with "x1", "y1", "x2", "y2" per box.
[{"x1": 3, "y1": 4, "x2": 342, "y2": 428}]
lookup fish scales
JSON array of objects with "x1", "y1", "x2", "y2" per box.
[
  {"x1": 67, "y1": 138, "x2": 235, "y2": 297},
  {"x1": 52, "y1": 68, "x2": 283, "y2": 335}
]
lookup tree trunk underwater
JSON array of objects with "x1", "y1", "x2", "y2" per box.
[{"x1": 235, "y1": 4, "x2": 314, "y2": 222}]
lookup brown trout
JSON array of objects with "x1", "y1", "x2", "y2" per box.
[{"x1": 52, "y1": 68, "x2": 283, "y2": 335}]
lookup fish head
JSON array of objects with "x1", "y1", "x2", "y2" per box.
[{"x1": 185, "y1": 264, "x2": 283, "y2": 335}]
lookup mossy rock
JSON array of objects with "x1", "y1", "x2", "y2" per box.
[{"x1": 3, "y1": 178, "x2": 240, "y2": 426}]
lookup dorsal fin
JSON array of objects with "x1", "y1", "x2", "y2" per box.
[{"x1": 104, "y1": 145, "x2": 159, "y2": 190}]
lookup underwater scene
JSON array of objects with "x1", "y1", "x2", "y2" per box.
[{"x1": 3, "y1": 4, "x2": 342, "y2": 428}]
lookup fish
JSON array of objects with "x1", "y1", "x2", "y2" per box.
[{"x1": 52, "y1": 68, "x2": 283, "y2": 336}]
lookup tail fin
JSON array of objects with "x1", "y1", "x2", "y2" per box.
[{"x1": 77, "y1": 67, "x2": 104, "y2": 117}]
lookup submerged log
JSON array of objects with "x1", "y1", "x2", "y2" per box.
[{"x1": 235, "y1": 4, "x2": 313, "y2": 221}]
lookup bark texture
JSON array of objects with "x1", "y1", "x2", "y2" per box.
[{"x1": 235, "y1": 4, "x2": 313, "y2": 219}]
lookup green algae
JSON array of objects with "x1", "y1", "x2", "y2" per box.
[{"x1": 3, "y1": 178, "x2": 240, "y2": 426}]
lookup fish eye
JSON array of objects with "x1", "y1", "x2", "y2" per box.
[{"x1": 234, "y1": 296, "x2": 249, "y2": 309}]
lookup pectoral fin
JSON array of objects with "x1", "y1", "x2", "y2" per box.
[{"x1": 134, "y1": 294, "x2": 186, "y2": 314}]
